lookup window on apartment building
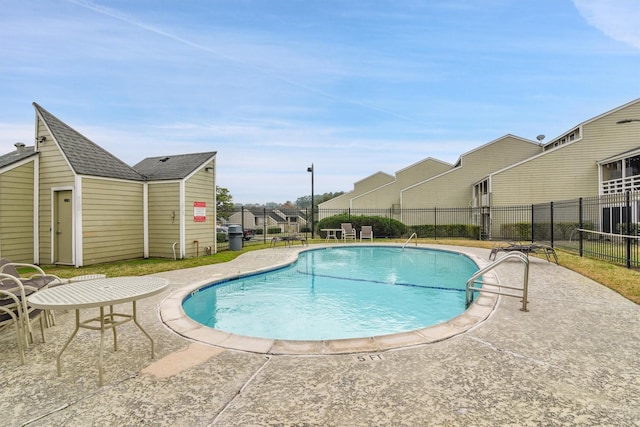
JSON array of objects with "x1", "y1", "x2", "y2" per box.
[
  {"x1": 602, "y1": 160, "x2": 623, "y2": 181},
  {"x1": 479, "y1": 181, "x2": 488, "y2": 195},
  {"x1": 625, "y1": 156, "x2": 640, "y2": 178}
]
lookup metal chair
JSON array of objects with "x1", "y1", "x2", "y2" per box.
[
  {"x1": 360, "y1": 225, "x2": 374, "y2": 242},
  {"x1": 341, "y1": 223, "x2": 357, "y2": 242}
]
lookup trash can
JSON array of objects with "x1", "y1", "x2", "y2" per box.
[{"x1": 228, "y1": 224, "x2": 243, "y2": 251}]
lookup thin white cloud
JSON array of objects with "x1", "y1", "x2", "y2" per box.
[
  {"x1": 573, "y1": 0, "x2": 640, "y2": 50},
  {"x1": 63, "y1": 0, "x2": 435, "y2": 126}
]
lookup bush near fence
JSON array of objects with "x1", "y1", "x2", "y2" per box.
[
  {"x1": 407, "y1": 224, "x2": 480, "y2": 239},
  {"x1": 316, "y1": 214, "x2": 407, "y2": 238},
  {"x1": 500, "y1": 222, "x2": 596, "y2": 241},
  {"x1": 258, "y1": 227, "x2": 284, "y2": 235}
]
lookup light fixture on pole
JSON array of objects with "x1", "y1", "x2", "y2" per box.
[{"x1": 307, "y1": 163, "x2": 314, "y2": 239}]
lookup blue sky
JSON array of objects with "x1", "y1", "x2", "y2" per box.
[{"x1": 2, "y1": 0, "x2": 639, "y2": 204}]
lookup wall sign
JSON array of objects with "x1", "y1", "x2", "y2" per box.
[{"x1": 194, "y1": 201, "x2": 206, "y2": 222}]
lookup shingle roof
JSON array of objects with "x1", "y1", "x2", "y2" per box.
[
  {"x1": 0, "y1": 144, "x2": 37, "y2": 169},
  {"x1": 33, "y1": 102, "x2": 145, "y2": 181},
  {"x1": 133, "y1": 152, "x2": 216, "y2": 180}
]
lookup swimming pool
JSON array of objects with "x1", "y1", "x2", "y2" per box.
[{"x1": 182, "y1": 246, "x2": 480, "y2": 341}]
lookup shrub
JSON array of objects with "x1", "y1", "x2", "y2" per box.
[
  {"x1": 407, "y1": 224, "x2": 480, "y2": 239},
  {"x1": 502, "y1": 221, "x2": 595, "y2": 241}
]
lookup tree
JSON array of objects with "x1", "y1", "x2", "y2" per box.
[
  {"x1": 297, "y1": 192, "x2": 345, "y2": 209},
  {"x1": 280, "y1": 200, "x2": 297, "y2": 209},
  {"x1": 296, "y1": 195, "x2": 311, "y2": 208},
  {"x1": 216, "y1": 186, "x2": 234, "y2": 219}
]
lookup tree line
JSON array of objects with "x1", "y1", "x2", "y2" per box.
[{"x1": 216, "y1": 186, "x2": 344, "y2": 219}]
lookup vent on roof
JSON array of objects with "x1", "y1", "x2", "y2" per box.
[
  {"x1": 159, "y1": 157, "x2": 170, "y2": 162},
  {"x1": 14, "y1": 142, "x2": 25, "y2": 154}
]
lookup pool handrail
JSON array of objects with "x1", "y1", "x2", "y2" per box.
[
  {"x1": 465, "y1": 251, "x2": 530, "y2": 312},
  {"x1": 402, "y1": 233, "x2": 418, "y2": 249}
]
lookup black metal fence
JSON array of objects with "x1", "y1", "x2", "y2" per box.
[{"x1": 225, "y1": 190, "x2": 640, "y2": 268}]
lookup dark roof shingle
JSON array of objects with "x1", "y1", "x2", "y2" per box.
[
  {"x1": 0, "y1": 144, "x2": 36, "y2": 169},
  {"x1": 133, "y1": 152, "x2": 216, "y2": 180},
  {"x1": 33, "y1": 103, "x2": 145, "y2": 181}
]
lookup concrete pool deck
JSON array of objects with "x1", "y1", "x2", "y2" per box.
[{"x1": 1, "y1": 244, "x2": 639, "y2": 426}]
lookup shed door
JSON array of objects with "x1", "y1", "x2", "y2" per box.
[{"x1": 54, "y1": 190, "x2": 73, "y2": 264}]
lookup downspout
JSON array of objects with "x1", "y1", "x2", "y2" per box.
[
  {"x1": 212, "y1": 159, "x2": 217, "y2": 255},
  {"x1": 143, "y1": 183, "x2": 149, "y2": 258},
  {"x1": 179, "y1": 180, "x2": 186, "y2": 259},
  {"x1": 33, "y1": 155, "x2": 40, "y2": 264},
  {"x1": 75, "y1": 175, "x2": 83, "y2": 267}
]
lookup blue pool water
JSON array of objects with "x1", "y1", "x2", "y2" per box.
[{"x1": 182, "y1": 246, "x2": 479, "y2": 340}]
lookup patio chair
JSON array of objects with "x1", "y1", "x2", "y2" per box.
[
  {"x1": 341, "y1": 223, "x2": 357, "y2": 242},
  {"x1": 0, "y1": 259, "x2": 61, "y2": 343},
  {"x1": 360, "y1": 225, "x2": 374, "y2": 242},
  {"x1": 0, "y1": 289, "x2": 26, "y2": 364},
  {"x1": 0, "y1": 259, "x2": 62, "y2": 291},
  {"x1": 0, "y1": 273, "x2": 48, "y2": 346}
]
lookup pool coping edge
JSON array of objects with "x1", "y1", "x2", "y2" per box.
[{"x1": 159, "y1": 244, "x2": 500, "y2": 355}]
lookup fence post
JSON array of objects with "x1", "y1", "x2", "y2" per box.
[
  {"x1": 241, "y1": 206, "x2": 245, "y2": 234},
  {"x1": 389, "y1": 208, "x2": 393, "y2": 238},
  {"x1": 263, "y1": 207, "x2": 267, "y2": 243},
  {"x1": 550, "y1": 201, "x2": 554, "y2": 247},
  {"x1": 434, "y1": 208, "x2": 438, "y2": 240},
  {"x1": 626, "y1": 191, "x2": 631, "y2": 269},
  {"x1": 578, "y1": 198, "x2": 583, "y2": 258},
  {"x1": 531, "y1": 204, "x2": 534, "y2": 243}
]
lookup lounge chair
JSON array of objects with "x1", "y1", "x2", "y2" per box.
[
  {"x1": 341, "y1": 223, "x2": 357, "y2": 242},
  {"x1": 489, "y1": 242, "x2": 558, "y2": 264},
  {"x1": 360, "y1": 225, "x2": 374, "y2": 242},
  {"x1": 271, "y1": 234, "x2": 308, "y2": 247}
]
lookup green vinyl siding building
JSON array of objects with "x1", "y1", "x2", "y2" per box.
[{"x1": 0, "y1": 103, "x2": 216, "y2": 266}]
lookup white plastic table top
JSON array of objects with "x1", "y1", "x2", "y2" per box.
[
  {"x1": 320, "y1": 228, "x2": 342, "y2": 240},
  {"x1": 28, "y1": 276, "x2": 170, "y2": 310}
]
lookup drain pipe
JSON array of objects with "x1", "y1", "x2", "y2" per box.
[
  {"x1": 172, "y1": 242, "x2": 179, "y2": 260},
  {"x1": 193, "y1": 240, "x2": 199, "y2": 257}
]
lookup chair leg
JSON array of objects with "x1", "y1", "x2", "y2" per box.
[
  {"x1": 1, "y1": 308, "x2": 25, "y2": 364},
  {"x1": 16, "y1": 319, "x2": 26, "y2": 364}
]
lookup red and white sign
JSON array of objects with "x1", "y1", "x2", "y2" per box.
[{"x1": 194, "y1": 201, "x2": 206, "y2": 222}]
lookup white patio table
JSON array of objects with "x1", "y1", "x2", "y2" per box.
[
  {"x1": 321, "y1": 228, "x2": 342, "y2": 242},
  {"x1": 28, "y1": 276, "x2": 169, "y2": 385}
]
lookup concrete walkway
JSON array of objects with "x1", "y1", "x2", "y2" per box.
[{"x1": 1, "y1": 244, "x2": 638, "y2": 426}]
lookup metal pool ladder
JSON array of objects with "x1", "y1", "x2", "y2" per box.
[{"x1": 465, "y1": 251, "x2": 530, "y2": 312}]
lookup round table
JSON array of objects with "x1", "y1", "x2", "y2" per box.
[{"x1": 28, "y1": 276, "x2": 169, "y2": 385}]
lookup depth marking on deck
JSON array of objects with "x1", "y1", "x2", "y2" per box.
[{"x1": 353, "y1": 354, "x2": 384, "y2": 363}]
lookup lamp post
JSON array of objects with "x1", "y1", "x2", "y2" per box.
[
  {"x1": 615, "y1": 118, "x2": 639, "y2": 268},
  {"x1": 307, "y1": 163, "x2": 315, "y2": 239}
]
